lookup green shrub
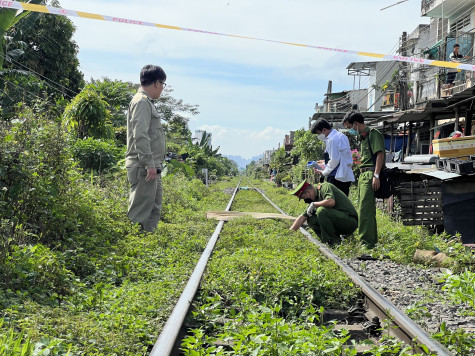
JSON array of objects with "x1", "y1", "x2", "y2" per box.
[
  {"x1": 274, "y1": 172, "x2": 286, "y2": 185},
  {"x1": 71, "y1": 137, "x2": 123, "y2": 173},
  {"x1": 63, "y1": 87, "x2": 114, "y2": 140},
  {"x1": 2, "y1": 244, "x2": 76, "y2": 305},
  {"x1": 0, "y1": 113, "x2": 81, "y2": 242},
  {"x1": 0, "y1": 318, "x2": 73, "y2": 356},
  {"x1": 441, "y1": 269, "x2": 475, "y2": 308}
]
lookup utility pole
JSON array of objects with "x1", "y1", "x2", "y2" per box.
[{"x1": 398, "y1": 31, "x2": 409, "y2": 111}]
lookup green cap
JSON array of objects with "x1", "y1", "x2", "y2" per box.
[{"x1": 290, "y1": 180, "x2": 310, "y2": 198}]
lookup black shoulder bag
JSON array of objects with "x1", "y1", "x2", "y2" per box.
[{"x1": 367, "y1": 130, "x2": 396, "y2": 199}]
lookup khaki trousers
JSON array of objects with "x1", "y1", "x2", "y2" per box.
[{"x1": 127, "y1": 167, "x2": 162, "y2": 232}]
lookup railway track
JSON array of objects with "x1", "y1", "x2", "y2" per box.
[{"x1": 150, "y1": 181, "x2": 453, "y2": 356}]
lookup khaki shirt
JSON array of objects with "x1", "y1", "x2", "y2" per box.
[{"x1": 126, "y1": 88, "x2": 166, "y2": 169}]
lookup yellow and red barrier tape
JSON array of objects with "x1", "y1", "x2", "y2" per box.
[{"x1": 1, "y1": 0, "x2": 473, "y2": 72}]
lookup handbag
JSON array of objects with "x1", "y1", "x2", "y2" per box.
[{"x1": 367, "y1": 130, "x2": 396, "y2": 199}]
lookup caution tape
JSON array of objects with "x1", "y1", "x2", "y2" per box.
[{"x1": 1, "y1": 0, "x2": 474, "y2": 72}]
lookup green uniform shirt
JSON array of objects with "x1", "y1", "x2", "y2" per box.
[
  {"x1": 302, "y1": 182, "x2": 357, "y2": 219},
  {"x1": 359, "y1": 127, "x2": 385, "y2": 168}
]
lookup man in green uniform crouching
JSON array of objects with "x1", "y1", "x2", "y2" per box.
[{"x1": 290, "y1": 180, "x2": 358, "y2": 245}]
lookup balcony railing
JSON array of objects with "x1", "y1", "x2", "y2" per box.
[{"x1": 441, "y1": 69, "x2": 475, "y2": 97}]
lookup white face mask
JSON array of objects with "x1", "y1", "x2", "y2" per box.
[{"x1": 317, "y1": 133, "x2": 325, "y2": 141}]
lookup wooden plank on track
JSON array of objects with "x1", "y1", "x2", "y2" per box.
[{"x1": 206, "y1": 211, "x2": 296, "y2": 221}]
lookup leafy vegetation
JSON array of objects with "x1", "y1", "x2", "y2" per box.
[
  {"x1": 0, "y1": 10, "x2": 237, "y2": 350},
  {"x1": 0, "y1": 6, "x2": 473, "y2": 354},
  {"x1": 71, "y1": 137, "x2": 124, "y2": 173},
  {"x1": 63, "y1": 86, "x2": 114, "y2": 140},
  {"x1": 440, "y1": 269, "x2": 475, "y2": 309},
  {"x1": 181, "y1": 185, "x2": 440, "y2": 355}
]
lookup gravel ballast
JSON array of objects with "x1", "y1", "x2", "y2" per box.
[{"x1": 344, "y1": 258, "x2": 475, "y2": 338}]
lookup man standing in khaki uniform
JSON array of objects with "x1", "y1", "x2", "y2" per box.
[{"x1": 126, "y1": 65, "x2": 167, "y2": 232}]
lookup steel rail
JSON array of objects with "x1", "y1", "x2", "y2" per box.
[
  {"x1": 150, "y1": 181, "x2": 240, "y2": 356},
  {"x1": 255, "y1": 187, "x2": 453, "y2": 356}
]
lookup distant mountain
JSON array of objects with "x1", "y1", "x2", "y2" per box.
[{"x1": 225, "y1": 154, "x2": 263, "y2": 169}]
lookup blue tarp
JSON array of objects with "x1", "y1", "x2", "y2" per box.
[{"x1": 384, "y1": 134, "x2": 414, "y2": 152}]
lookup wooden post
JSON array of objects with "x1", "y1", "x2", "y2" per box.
[
  {"x1": 402, "y1": 122, "x2": 406, "y2": 161},
  {"x1": 466, "y1": 105, "x2": 473, "y2": 136},
  {"x1": 454, "y1": 106, "x2": 460, "y2": 132},
  {"x1": 406, "y1": 122, "x2": 412, "y2": 157},
  {"x1": 429, "y1": 115, "x2": 435, "y2": 154},
  {"x1": 429, "y1": 116, "x2": 435, "y2": 142},
  {"x1": 415, "y1": 128, "x2": 421, "y2": 154},
  {"x1": 390, "y1": 123, "x2": 394, "y2": 153}
]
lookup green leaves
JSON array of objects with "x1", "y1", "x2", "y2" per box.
[
  {"x1": 71, "y1": 137, "x2": 124, "y2": 173},
  {"x1": 440, "y1": 269, "x2": 475, "y2": 308},
  {"x1": 181, "y1": 187, "x2": 360, "y2": 354},
  {"x1": 63, "y1": 87, "x2": 114, "y2": 140},
  {"x1": 433, "y1": 321, "x2": 475, "y2": 355}
]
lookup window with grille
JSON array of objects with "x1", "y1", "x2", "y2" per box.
[{"x1": 450, "y1": 15, "x2": 471, "y2": 34}]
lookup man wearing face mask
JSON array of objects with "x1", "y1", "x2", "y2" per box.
[
  {"x1": 311, "y1": 119, "x2": 354, "y2": 196},
  {"x1": 289, "y1": 180, "x2": 358, "y2": 246},
  {"x1": 342, "y1": 111, "x2": 385, "y2": 249}
]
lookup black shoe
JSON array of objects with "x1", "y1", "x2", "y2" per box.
[{"x1": 357, "y1": 254, "x2": 377, "y2": 261}]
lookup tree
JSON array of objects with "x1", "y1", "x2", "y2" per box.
[
  {"x1": 63, "y1": 86, "x2": 114, "y2": 140},
  {"x1": 270, "y1": 146, "x2": 291, "y2": 173},
  {"x1": 88, "y1": 78, "x2": 135, "y2": 125},
  {"x1": 183, "y1": 131, "x2": 238, "y2": 178},
  {"x1": 1, "y1": 1, "x2": 84, "y2": 120},
  {"x1": 7, "y1": 1, "x2": 84, "y2": 99},
  {"x1": 0, "y1": 0, "x2": 44, "y2": 69},
  {"x1": 290, "y1": 128, "x2": 324, "y2": 163},
  {"x1": 87, "y1": 78, "x2": 136, "y2": 144},
  {"x1": 156, "y1": 87, "x2": 198, "y2": 155}
]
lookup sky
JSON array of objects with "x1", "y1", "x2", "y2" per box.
[{"x1": 57, "y1": 0, "x2": 429, "y2": 159}]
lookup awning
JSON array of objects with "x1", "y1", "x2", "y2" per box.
[{"x1": 423, "y1": 39, "x2": 443, "y2": 57}]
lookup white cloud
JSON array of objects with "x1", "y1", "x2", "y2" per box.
[{"x1": 56, "y1": 0, "x2": 428, "y2": 158}]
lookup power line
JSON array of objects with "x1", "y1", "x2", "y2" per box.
[
  {"x1": 380, "y1": 0, "x2": 409, "y2": 11},
  {"x1": 0, "y1": 53, "x2": 78, "y2": 99}
]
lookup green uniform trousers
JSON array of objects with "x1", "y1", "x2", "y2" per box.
[
  {"x1": 127, "y1": 166, "x2": 163, "y2": 232},
  {"x1": 357, "y1": 171, "x2": 378, "y2": 248},
  {"x1": 307, "y1": 206, "x2": 358, "y2": 245}
]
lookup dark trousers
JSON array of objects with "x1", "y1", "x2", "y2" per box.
[{"x1": 327, "y1": 176, "x2": 351, "y2": 197}]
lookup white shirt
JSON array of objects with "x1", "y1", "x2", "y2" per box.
[{"x1": 322, "y1": 129, "x2": 355, "y2": 182}]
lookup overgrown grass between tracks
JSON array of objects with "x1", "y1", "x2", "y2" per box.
[{"x1": 182, "y1": 187, "x2": 428, "y2": 355}]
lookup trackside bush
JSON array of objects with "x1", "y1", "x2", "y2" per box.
[
  {"x1": 1, "y1": 244, "x2": 76, "y2": 306},
  {"x1": 0, "y1": 113, "x2": 80, "y2": 242},
  {"x1": 71, "y1": 137, "x2": 124, "y2": 173}
]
